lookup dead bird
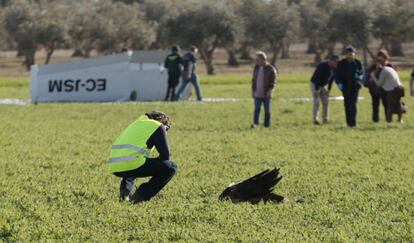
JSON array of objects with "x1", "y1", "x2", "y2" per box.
[{"x1": 219, "y1": 168, "x2": 288, "y2": 204}]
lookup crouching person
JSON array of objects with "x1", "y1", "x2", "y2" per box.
[{"x1": 108, "y1": 111, "x2": 177, "y2": 203}]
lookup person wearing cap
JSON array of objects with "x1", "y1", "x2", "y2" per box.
[
  {"x1": 251, "y1": 51, "x2": 277, "y2": 128},
  {"x1": 164, "y1": 46, "x2": 183, "y2": 101},
  {"x1": 363, "y1": 49, "x2": 396, "y2": 122},
  {"x1": 310, "y1": 55, "x2": 339, "y2": 125},
  {"x1": 108, "y1": 111, "x2": 177, "y2": 203},
  {"x1": 336, "y1": 46, "x2": 364, "y2": 127}
]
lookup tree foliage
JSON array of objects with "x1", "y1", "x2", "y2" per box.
[
  {"x1": 1, "y1": 0, "x2": 414, "y2": 71},
  {"x1": 162, "y1": 5, "x2": 238, "y2": 74}
]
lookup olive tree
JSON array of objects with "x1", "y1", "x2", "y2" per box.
[
  {"x1": 372, "y1": 0, "x2": 414, "y2": 56},
  {"x1": 162, "y1": 5, "x2": 238, "y2": 75},
  {"x1": 67, "y1": 3, "x2": 111, "y2": 58},
  {"x1": 327, "y1": 1, "x2": 373, "y2": 66},
  {"x1": 241, "y1": 0, "x2": 299, "y2": 66},
  {"x1": 4, "y1": 1, "x2": 66, "y2": 69},
  {"x1": 96, "y1": 2, "x2": 154, "y2": 53}
]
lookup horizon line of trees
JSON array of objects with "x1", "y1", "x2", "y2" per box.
[{"x1": 0, "y1": 0, "x2": 413, "y2": 74}]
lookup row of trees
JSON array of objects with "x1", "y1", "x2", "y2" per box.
[{"x1": 0, "y1": 0, "x2": 413, "y2": 73}]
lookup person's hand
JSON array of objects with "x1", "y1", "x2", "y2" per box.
[{"x1": 186, "y1": 73, "x2": 191, "y2": 80}]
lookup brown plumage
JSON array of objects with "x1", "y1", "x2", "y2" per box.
[{"x1": 219, "y1": 168, "x2": 287, "y2": 204}]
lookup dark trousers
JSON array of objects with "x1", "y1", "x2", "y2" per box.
[
  {"x1": 165, "y1": 73, "x2": 180, "y2": 101},
  {"x1": 370, "y1": 92, "x2": 387, "y2": 122},
  {"x1": 343, "y1": 89, "x2": 359, "y2": 127},
  {"x1": 254, "y1": 97, "x2": 271, "y2": 127},
  {"x1": 114, "y1": 158, "x2": 177, "y2": 201}
]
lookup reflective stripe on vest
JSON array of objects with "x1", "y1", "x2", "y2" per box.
[
  {"x1": 108, "y1": 115, "x2": 161, "y2": 173},
  {"x1": 111, "y1": 144, "x2": 150, "y2": 157},
  {"x1": 108, "y1": 155, "x2": 137, "y2": 163}
]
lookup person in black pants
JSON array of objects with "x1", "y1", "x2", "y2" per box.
[
  {"x1": 113, "y1": 112, "x2": 177, "y2": 203},
  {"x1": 164, "y1": 46, "x2": 183, "y2": 101},
  {"x1": 336, "y1": 46, "x2": 364, "y2": 127}
]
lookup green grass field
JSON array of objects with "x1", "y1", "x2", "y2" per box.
[{"x1": 1, "y1": 72, "x2": 413, "y2": 241}]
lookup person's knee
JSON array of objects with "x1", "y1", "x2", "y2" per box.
[{"x1": 162, "y1": 160, "x2": 177, "y2": 176}]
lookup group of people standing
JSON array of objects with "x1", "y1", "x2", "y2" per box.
[
  {"x1": 164, "y1": 46, "x2": 203, "y2": 102},
  {"x1": 109, "y1": 47, "x2": 412, "y2": 204},
  {"x1": 164, "y1": 45, "x2": 411, "y2": 128},
  {"x1": 311, "y1": 46, "x2": 408, "y2": 127}
]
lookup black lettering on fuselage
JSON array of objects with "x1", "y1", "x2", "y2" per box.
[{"x1": 49, "y1": 80, "x2": 62, "y2": 92}]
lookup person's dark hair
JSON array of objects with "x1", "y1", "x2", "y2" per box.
[
  {"x1": 329, "y1": 55, "x2": 339, "y2": 61},
  {"x1": 145, "y1": 111, "x2": 171, "y2": 130},
  {"x1": 171, "y1": 45, "x2": 180, "y2": 53},
  {"x1": 377, "y1": 49, "x2": 390, "y2": 61}
]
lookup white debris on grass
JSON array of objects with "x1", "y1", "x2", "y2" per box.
[
  {"x1": 0, "y1": 96, "x2": 365, "y2": 105},
  {"x1": 0, "y1": 98, "x2": 31, "y2": 106}
]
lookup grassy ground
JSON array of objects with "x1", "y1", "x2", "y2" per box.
[{"x1": 0, "y1": 71, "x2": 414, "y2": 241}]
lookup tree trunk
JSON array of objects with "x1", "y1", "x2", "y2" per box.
[
  {"x1": 307, "y1": 37, "x2": 318, "y2": 54},
  {"x1": 83, "y1": 48, "x2": 92, "y2": 58},
  {"x1": 281, "y1": 42, "x2": 290, "y2": 59},
  {"x1": 226, "y1": 49, "x2": 239, "y2": 67},
  {"x1": 16, "y1": 48, "x2": 24, "y2": 57},
  {"x1": 72, "y1": 48, "x2": 84, "y2": 57},
  {"x1": 240, "y1": 42, "x2": 253, "y2": 60},
  {"x1": 199, "y1": 47, "x2": 215, "y2": 75},
  {"x1": 314, "y1": 50, "x2": 322, "y2": 64},
  {"x1": 44, "y1": 46, "x2": 54, "y2": 64},
  {"x1": 363, "y1": 47, "x2": 368, "y2": 69},
  {"x1": 390, "y1": 39, "x2": 404, "y2": 56},
  {"x1": 270, "y1": 44, "x2": 282, "y2": 67},
  {"x1": 23, "y1": 48, "x2": 36, "y2": 71},
  {"x1": 325, "y1": 43, "x2": 336, "y2": 59}
]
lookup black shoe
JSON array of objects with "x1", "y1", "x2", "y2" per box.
[
  {"x1": 130, "y1": 191, "x2": 146, "y2": 204},
  {"x1": 313, "y1": 120, "x2": 320, "y2": 125},
  {"x1": 119, "y1": 188, "x2": 131, "y2": 202}
]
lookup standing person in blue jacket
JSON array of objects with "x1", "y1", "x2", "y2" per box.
[
  {"x1": 174, "y1": 46, "x2": 203, "y2": 101},
  {"x1": 164, "y1": 45, "x2": 183, "y2": 101},
  {"x1": 310, "y1": 55, "x2": 339, "y2": 125},
  {"x1": 336, "y1": 46, "x2": 364, "y2": 127}
]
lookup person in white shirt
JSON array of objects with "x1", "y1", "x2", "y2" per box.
[{"x1": 370, "y1": 65, "x2": 405, "y2": 122}]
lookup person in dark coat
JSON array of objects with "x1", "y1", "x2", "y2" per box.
[
  {"x1": 164, "y1": 46, "x2": 183, "y2": 101},
  {"x1": 336, "y1": 46, "x2": 364, "y2": 127}
]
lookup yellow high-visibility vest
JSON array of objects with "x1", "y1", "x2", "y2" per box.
[{"x1": 108, "y1": 115, "x2": 161, "y2": 173}]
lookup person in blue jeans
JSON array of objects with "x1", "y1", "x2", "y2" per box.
[
  {"x1": 251, "y1": 51, "x2": 277, "y2": 128},
  {"x1": 174, "y1": 46, "x2": 203, "y2": 101}
]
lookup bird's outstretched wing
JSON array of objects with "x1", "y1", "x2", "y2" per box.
[{"x1": 219, "y1": 168, "x2": 284, "y2": 204}]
